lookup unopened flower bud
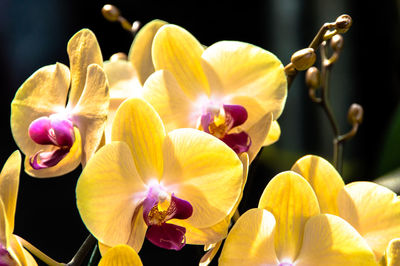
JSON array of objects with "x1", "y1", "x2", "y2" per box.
[
  {"x1": 102, "y1": 4, "x2": 120, "y2": 22},
  {"x1": 347, "y1": 103, "x2": 363, "y2": 125},
  {"x1": 330, "y1": 34, "x2": 344, "y2": 51},
  {"x1": 110, "y1": 52, "x2": 127, "y2": 61},
  {"x1": 291, "y1": 48, "x2": 316, "y2": 71},
  {"x1": 305, "y1": 67, "x2": 321, "y2": 88},
  {"x1": 132, "y1": 21, "x2": 141, "y2": 33},
  {"x1": 335, "y1": 14, "x2": 352, "y2": 33}
]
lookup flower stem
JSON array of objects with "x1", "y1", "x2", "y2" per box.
[
  {"x1": 67, "y1": 234, "x2": 97, "y2": 266},
  {"x1": 16, "y1": 235, "x2": 65, "y2": 266}
]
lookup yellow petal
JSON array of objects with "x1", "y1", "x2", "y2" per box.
[
  {"x1": 202, "y1": 41, "x2": 287, "y2": 120},
  {"x1": 11, "y1": 63, "x2": 70, "y2": 155},
  {"x1": 219, "y1": 208, "x2": 279, "y2": 266},
  {"x1": 103, "y1": 60, "x2": 142, "y2": 144},
  {"x1": 112, "y1": 98, "x2": 165, "y2": 182},
  {"x1": 99, "y1": 244, "x2": 143, "y2": 266},
  {"x1": 152, "y1": 25, "x2": 209, "y2": 99},
  {"x1": 0, "y1": 151, "x2": 21, "y2": 234},
  {"x1": 338, "y1": 181, "x2": 400, "y2": 259},
  {"x1": 0, "y1": 200, "x2": 8, "y2": 246},
  {"x1": 142, "y1": 70, "x2": 195, "y2": 132},
  {"x1": 67, "y1": 29, "x2": 103, "y2": 108},
  {"x1": 258, "y1": 171, "x2": 320, "y2": 262},
  {"x1": 384, "y1": 238, "x2": 400, "y2": 266},
  {"x1": 70, "y1": 64, "x2": 109, "y2": 165},
  {"x1": 296, "y1": 214, "x2": 376, "y2": 266},
  {"x1": 129, "y1": 19, "x2": 168, "y2": 85},
  {"x1": 24, "y1": 127, "x2": 82, "y2": 178},
  {"x1": 263, "y1": 120, "x2": 281, "y2": 146},
  {"x1": 291, "y1": 155, "x2": 344, "y2": 215},
  {"x1": 76, "y1": 142, "x2": 147, "y2": 247},
  {"x1": 228, "y1": 96, "x2": 273, "y2": 162},
  {"x1": 200, "y1": 240, "x2": 222, "y2": 266},
  {"x1": 162, "y1": 128, "x2": 243, "y2": 228},
  {"x1": 9, "y1": 235, "x2": 35, "y2": 266}
]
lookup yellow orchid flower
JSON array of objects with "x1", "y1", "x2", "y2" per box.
[
  {"x1": 219, "y1": 171, "x2": 377, "y2": 266},
  {"x1": 381, "y1": 238, "x2": 400, "y2": 266},
  {"x1": 11, "y1": 29, "x2": 109, "y2": 178},
  {"x1": 103, "y1": 20, "x2": 167, "y2": 143},
  {"x1": 291, "y1": 155, "x2": 400, "y2": 261},
  {"x1": 0, "y1": 151, "x2": 37, "y2": 266},
  {"x1": 142, "y1": 24, "x2": 287, "y2": 161},
  {"x1": 76, "y1": 97, "x2": 243, "y2": 251},
  {"x1": 98, "y1": 244, "x2": 142, "y2": 266}
]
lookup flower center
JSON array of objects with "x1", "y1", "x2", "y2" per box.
[
  {"x1": 142, "y1": 185, "x2": 193, "y2": 250},
  {"x1": 0, "y1": 244, "x2": 16, "y2": 266},
  {"x1": 197, "y1": 103, "x2": 251, "y2": 154},
  {"x1": 28, "y1": 113, "x2": 75, "y2": 170}
]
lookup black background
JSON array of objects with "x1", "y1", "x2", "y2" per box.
[{"x1": 0, "y1": 0, "x2": 399, "y2": 265}]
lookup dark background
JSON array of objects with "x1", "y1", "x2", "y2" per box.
[{"x1": 0, "y1": 0, "x2": 399, "y2": 265}]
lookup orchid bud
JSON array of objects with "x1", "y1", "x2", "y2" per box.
[
  {"x1": 102, "y1": 4, "x2": 120, "y2": 22},
  {"x1": 330, "y1": 34, "x2": 344, "y2": 51},
  {"x1": 110, "y1": 52, "x2": 128, "y2": 61},
  {"x1": 306, "y1": 67, "x2": 321, "y2": 89},
  {"x1": 347, "y1": 103, "x2": 364, "y2": 125},
  {"x1": 291, "y1": 48, "x2": 316, "y2": 71},
  {"x1": 335, "y1": 14, "x2": 352, "y2": 33}
]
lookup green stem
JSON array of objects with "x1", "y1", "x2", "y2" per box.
[
  {"x1": 16, "y1": 236, "x2": 65, "y2": 266},
  {"x1": 87, "y1": 244, "x2": 99, "y2": 266},
  {"x1": 67, "y1": 234, "x2": 97, "y2": 266}
]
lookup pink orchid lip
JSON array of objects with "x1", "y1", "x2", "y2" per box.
[
  {"x1": 0, "y1": 244, "x2": 15, "y2": 266},
  {"x1": 142, "y1": 187, "x2": 193, "y2": 251},
  {"x1": 200, "y1": 103, "x2": 251, "y2": 153},
  {"x1": 28, "y1": 114, "x2": 75, "y2": 170}
]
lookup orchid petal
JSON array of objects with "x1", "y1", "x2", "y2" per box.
[
  {"x1": 201, "y1": 41, "x2": 287, "y2": 120},
  {"x1": 99, "y1": 244, "x2": 143, "y2": 266},
  {"x1": 112, "y1": 98, "x2": 165, "y2": 182},
  {"x1": 0, "y1": 200, "x2": 7, "y2": 247},
  {"x1": 199, "y1": 240, "x2": 222, "y2": 266},
  {"x1": 76, "y1": 142, "x2": 147, "y2": 247},
  {"x1": 162, "y1": 128, "x2": 243, "y2": 228},
  {"x1": 384, "y1": 238, "x2": 400, "y2": 266},
  {"x1": 228, "y1": 96, "x2": 272, "y2": 162},
  {"x1": 66, "y1": 29, "x2": 103, "y2": 108},
  {"x1": 296, "y1": 214, "x2": 376, "y2": 266},
  {"x1": 126, "y1": 205, "x2": 147, "y2": 252},
  {"x1": 291, "y1": 155, "x2": 344, "y2": 215},
  {"x1": 152, "y1": 25, "x2": 209, "y2": 99},
  {"x1": 219, "y1": 208, "x2": 279, "y2": 266},
  {"x1": 258, "y1": 171, "x2": 320, "y2": 262},
  {"x1": 103, "y1": 60, "x2": 141, "y2": 143},
  {"x1": 71, "y1": 64, "x2": 109, "y2": 165},
  {"x1": 11, "y1": 63, "x2": 70, "y2": 156},
  {"x1": 146, "y1": 223, "x2": 186, "y2": 251},
  {"x1": 0, "y1": 151, "x2": 21, "y2": 235},
  {"x1": 263, "y1": 120, "x2": 281, "y2": 146},
  {"x1": 142, "y1": 70, "x2": 194, "y2": 131},
  {"x1": 338, "y1": 181, "x2": 400, "y2": 259},
  {"x1": 129, "y1": 19, "x2": 168, "y2": 85},
  {"x1": 24, "y1": 127, "x2": 82, "y2": 178}
]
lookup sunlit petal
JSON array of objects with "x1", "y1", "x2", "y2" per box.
[
  {"x1": 66, "y1": 29, "x2": 103, "y2": 108},
  {"x1": 112, "y1": 98, "x2": 165, "y2": 182},
  {"x1": 11, "y1": 63, "x2": 70, "y2": 156},
  {"x1": 263, "y1": 120, "x2": 281, "y2": 146},
  {"x1": 201, "y1": 41, "x2": 287, "y2": 119},
  {"x1": 142, "y1": 70, "x2": 194, "y2": 132},
  {"x1": 71, "y1": 64, "x2": 109, "y2": 165},
  {"x1": 338, "y1": 181, "x2": 400, "y2": 259},
  {"x1": 258, "y1": 171, "x2": 320, "y2": 262},
  {"x1": 99, "y1": 244, "x2": 143, "y2": 266},
  {"x1": 152, "y1": 24, "x2": 209, "y2": 98},
  {"x1": 76, "y1": 142, "x2": 147, "y2": 247},
  {"x1": 24, "y1": 127, "x2": 82, "y2": 178},
  {"x1": 162, "y1": 128, "x2": 243, "y2": 228},
  {"x1": 291, "y1": 155, "x2": 344, "y2": 215},
  {"x1": 126, "y1": 205, "x2": 147, "y2": 252},
  {"x1": 296, "y1": 214, "x2": 376, "y2": 266},
  {"x1": 129, "y1": 19, "x2": 168, "y2": 85},
  {"x1": 200, "y1": 241, "x2": 222, "y2": 266},
  {"x1": 219, "y1": 208, "x2": 279, "y2": 266},
  {"x1": 0, "y1": 151, "x2": 21, "y2": 234}
]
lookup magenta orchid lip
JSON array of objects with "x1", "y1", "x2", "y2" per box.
[
  {"x1": 28, "y1": 114, "x2": 75, "y2": 169},
  {"x1": 199, "y1": 103, "x2": 251, "y2": 154}
]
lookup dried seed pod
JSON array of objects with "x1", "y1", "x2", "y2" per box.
[{"x1": 291, "y1": 48, "x2": 317, "y2": 71}]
